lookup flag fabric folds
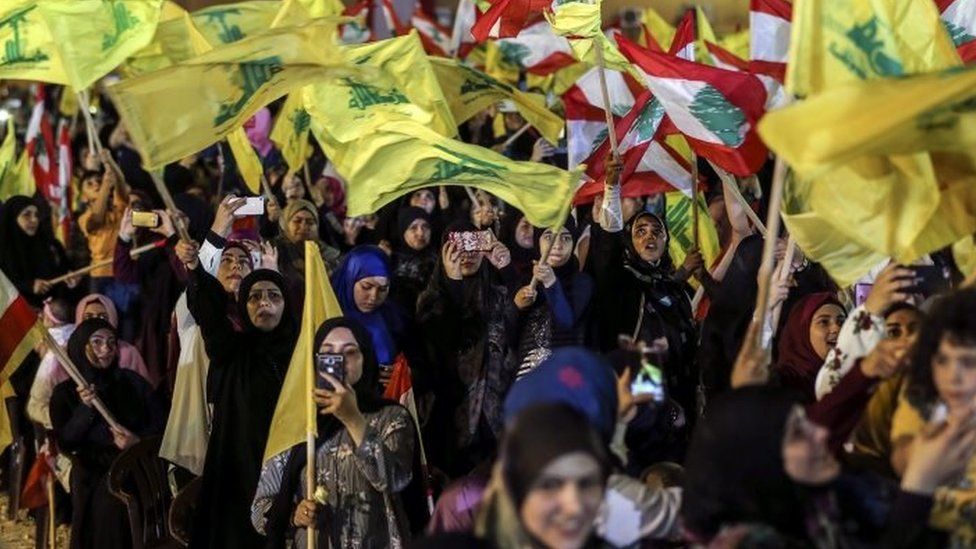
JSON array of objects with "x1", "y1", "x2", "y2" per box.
[
  {"x1": 471, "y1": 0, "x2": 550, "y2": 41},
  {"x1": 666, "y1": 190, "x2": 721, "y2": 274},
  {"x1": 749, "y1": 0, "x2": 791, "y2": 82},
  {"x1": 269, "y1": 91, "x2": 312, "y2": 178},
  {"x1": 191, "y1": 0, "x2": 280, "y2": 45},
  {"x1": 563, "y1": 65, "x2": 640, "y2": 169},
  {"x1": 488, "y1": 21, "x2": 576, "y2": 76},
  {"x1": 785, "y1": 0, "x2": 960, "y2": 98},
  {"x1": 107, "y1": 19, "x2": 353, "y2": 170},
  {"x1": 618, "y1": 37, "x2": 769, "y2": 176},
  {"x1": 938, "y1": 0, "x2": 976, "y2": 63},
  {"x1": 263, "y1": 241, "x2": 343, "y2": 462},
  {"x1": 312, "y1": 118, "x2": 581, "y2": 230},
  {"x1": 0, "y1": 269, "x2": 41, "y2": 451},
  {"x1": 430, "y1": 56, "x2": 562, "y2": 144}
]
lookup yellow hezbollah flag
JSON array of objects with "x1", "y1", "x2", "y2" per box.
[
  {"x1": 785, "y1": 0, "x2": 960, "y2": 98},
  {"x1": 303, "y1": 32, "x2": 457, "y2": 145},
  {"x1": 36, "y1": 0, "x2": 162, "y2": 89},
  {"x1": 545, "y1": 0, "x2": 641, "y2": 79},
  {"x1": 642, "y1": 7, "x2": 675, "y2": 51},
  {"x1": 0, "y1": 3, "x2": 68, "y2": 84},
  {"x1": 720, "y1": 29, "x2": 750, "y2": 61},
  {"x1": 191, "y1": 0, "x2": 280, "y2": 46},
  {"x1": 311, "y1": 119, "x2": 582, "y2": 229},
  {"x1": 125, "y1": 6, "x2": 201, "y2": 75},
  {"x1": 665, "y1": 190, "x2": 721, "y2": 287},
  {"x1": 263, "y1": 241, "x2": 343, "y2": 462},
  {"x1": 270, "y1": 90, "x2": 312, "y2": 178},
  {"x1": 0, "y1": 123, "x2": 35, "y2": 202},
  {"x1": 296, "y1": 0, "x2": 345, "y2": 18},
  {"x1": 430, "y1": 56, "x2": 563, "y2": 144},
  {"x1": 760, "y1": 66, "x2": 976, "y2": 178},
  {"x1": 107, "y1": 19, "x2": 357, "y2": 170},
  {"x1": 226, "y1": 127, "x2": 265, "y2": 195}
]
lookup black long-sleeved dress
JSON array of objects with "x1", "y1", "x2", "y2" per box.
[{"x1": 186, "y1": 266, "x2": 297, "y2": 549}]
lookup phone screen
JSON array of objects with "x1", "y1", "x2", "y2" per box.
[
  {"x1": 315, "y1": 353, "x2": 345, "y2": 391},
  {"x1": 631, "y1": 358, "x2": 665, "y2": 403},
  {"x1": 854, "y1": 283, "x2": 873, "y2": 307},
  {"x1": 237, "y1": 196, "x2": 265, "y2": 216}
]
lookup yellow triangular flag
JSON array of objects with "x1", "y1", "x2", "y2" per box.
[
  {"x1": 666, "y1": 190, "x2": 721, "y2": 289},
  {"x1": 226, "y1": 127, "x2": 264, "y2": 195},
  {"x1": 263, "y1": 241, "x2": 343, "y2": 462},
  {"x1": 642, "y1": 7, "x2": 675, "y2": 52},
  {"x1": 0, "y1": 133, "x2": 35, "y2": 203},
  {"x1": 270, "y1": 91, "x2": 312, "y2": 178}
]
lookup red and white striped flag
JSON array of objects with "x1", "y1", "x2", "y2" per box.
[
  {"x1": 749, "y1": 0, "x2": 792, "y2": 82},
  {"x1": 580, "y1": 91, "x2": 694, "y2": 202},
  {"x1": 707, "y1": 41, "x2": 789, "y2": 109},
  {"x1": 409, "y1": 6, "x2": 453, "y2": 56},
  {"x1": 340, "y1": 0, "x2": 374, "y2": 43},
  {"x1": 25, "y1": 86, "x2": 58, "y2": 203},
  {"x1": 382, "y1": 355, "x2": 435, "y2": 514},
  {"x1": 492, "y1": 21, "x2": 576, "y2": 75},
  {"x1": 937, "y1": 0, "x2": 976, "y2": 63},
  {"x1": 54, "y1": 120, "x2": 72, "y2": 244},
  {"x1": 563, "y1": 65, "x2": 642, "y2": 169},
  {"x1": 668, "y1": 9, "x2": 696, "y2": 61},
  {"x1": 450, "y1": 0, "x2": 479, "y2": 57},
  {"x1": 471, "y1": 0, "x2": 550, "y2": 41},
  {"x1": 0, "y1": 269, "x2": 41, "y2": 397},
  {"x1": 619, "y1": 36, "x2": 769, "y2": 176}
]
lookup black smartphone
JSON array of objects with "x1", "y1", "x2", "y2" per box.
[
  {"x1": 315, "y1": 353, "x2": 346, "y2": 391},
  {"x1": 906, "y1": 265, "x2": 951, "y2": 297}
]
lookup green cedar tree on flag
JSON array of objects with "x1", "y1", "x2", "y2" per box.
[{"x1": 617, "y1": 35, "x2": 769, "y2": 176}]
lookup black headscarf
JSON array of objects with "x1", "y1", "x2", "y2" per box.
[
  {"x1": 682, "y1": 385, "x2": 804, "y2": 541},
  {"x1": 502, "y1": 403, "x2": 610, "y2": 509},
  {"x1": 67, "y1": 318, "x2": 120, "y2": 384},
  {"x1": 0, "y1": 195, "x2": 66, "y2": 296},
  {"x1": 531, "y1": 216, "x2": 580, "y2": 283},
  {"x1": 237, "y1": 269, "x2": 297, "y2": 337},
  {"x1": 396, "y1": 206, "x2": 431, "y2": 250},
  {"x1": 621, "y1": 211, "x2": 675, "y2": 285},
  {"x1": 498, "y1": 210, "x2": 535, "y2": 281}
]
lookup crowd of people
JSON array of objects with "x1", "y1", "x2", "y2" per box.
[{"x1": 1, "y1": 78, "x2": 975, "y2": 549}]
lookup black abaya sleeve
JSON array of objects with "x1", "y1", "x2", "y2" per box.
[
  {"x1": 186, "y1": 263, "x2": 237, "y2": 364},
  {"x1": 50, "y1": 383, "x2": 101, "y2": 453}
]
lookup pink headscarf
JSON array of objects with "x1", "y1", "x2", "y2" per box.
[
  {"x1": 320, "y1": 176, "x2": 347, "y2": 218},
  {"x1": 244, "y1": 108, "x2": 274, "y2": 158},
  {"x1": 66, "y1": 294, "x2": 158, "y2": 387}
]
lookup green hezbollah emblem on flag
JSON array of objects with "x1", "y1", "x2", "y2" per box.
[
  {"x1": 688, "y1": 85, "x2": 747, "y2": 148},
  {"x1": 102, "y1": 0, "x2": 140, "y2": 51},
  {"x1": 291, "y1": 107, "x2": 311, "y2": 137},
  {"x1": 203, "y1": 9, "x2": 245, "y2": 44},
  {"x1": 214, "y1": 56, "x2": 285, "y2": 126},
  {"x1": 427, "y1": 144, "x2": 507, "y2": 184},
  {"x1": 343, "y1": 77, "x2": 409, "y2": 110},
  {"x1": 0, "y1": 5, "x2": 49, "y2": 67},
  {"x1": 827, "y1": 16, "x2": 904, "y2": 79},
  {"x1": 460, "y1": 64, "x2": 514, "y2": 95}
]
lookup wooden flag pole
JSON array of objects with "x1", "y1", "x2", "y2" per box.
[
  {"x1": 40, "y1": 327, "x2": 123, "y2": 431},
  {"x1": 45, "y1": 240, "x2": 166, "y2": 285},
  {"x1": 751, "y1": 156, "x2": 787, "y2": 351},
  {"x1": 501, "y1": 122, "x2": 532, "y2": 150},
  {"x1": 47, "y1": 471, "x2": 56, "y2": 549},
  {"x1": 769, "y1": 237, "x2": 796, "y2": 333},
  {"x1": 304, "y1": 243, "x2": 318, "y2": 549},
  {"x1": 149, "y1": 172, "x2": 193, "y2": 243},
  {"x1": 76, "y1": 91, "x2": 103, "y2": 156},
  {"x1": 593, "y1": 45, "x2": 620, "y2": 161},
  {"x1": 690, "y1": 152, "x2": 700, "y2": 250}
]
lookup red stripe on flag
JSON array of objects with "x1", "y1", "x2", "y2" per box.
[
  {"x1": 525, "y1": 51, "x2": 577, "y2": 75},
  {"x1": 750, "y1": 0, "x2": 792, "y2": 20},
  {"x1": 958, "y1": 40, "x2": 976, "y2": 63},
  {"x1": 0, "y1": 296, "x2": 37, "y2": 372},
  {"x1": 668, "y1": 9, "x2": 695, "y2": 55},
  {"x1": 749, "y1": 59, "x2": 787, "y2": 82}
]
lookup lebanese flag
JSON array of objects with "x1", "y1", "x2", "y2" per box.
[
  {"x1": 937, "y1": 0, "x2": 976, "y2": 63},
  {"x1": 0, "y1": 269, "x2": 41, "y2": 380},
  {"x1": 668, "y1": 9, "x2": 696, "y2": 61},
  {"x1": 450, "y1": 0, "x2": 479, "y2": 57},
  {"x1": 377, "y1": 0, "x2": 405, "y2": 37},
  {"x1": 563, "y1": 65, "x2": 642, "y2": 169},
  {"x1": 618, "y1": 36, "x2": 769, "y2": 176},
  {"x1": 471, "y1": 0, "x2": 550, "y2": 41},
  {"x1": 53, "y1": 120, "x2": 72, "y2": 244},
  {"x1": 604, "y1": 21, "x2": 665, "y2": 53},
  {"x1": 707, "y1": 41, "x2": 789, "y2": 109},
  {"x1": 493, "y1": 21, "x2": 576, "y2": 75},
  {"x1": 340, "y1": 0, "x2": 374, "y2": 44},
  {"x1": 25, "y1": 86, "x2": 57, "y2": 203},
  {"x1": 409, "y1": 6, "x2": 453, "y2": 56},
  {"x1": 382, "y1": 354, "x2": 435, "y2": 513},
  {"x1": 580, "y1": 91, "x2": 693, "y2": 198},
  {"x1": 749, "y1": 0, "x2": 792, "y2": 82}
]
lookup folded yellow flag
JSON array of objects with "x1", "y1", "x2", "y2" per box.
[
  {"x1": 303, "y1": 31, "x2": 457, "y2": 144},
  {"x1": 191, "y1": 0, "x2": 280, "y2": 45},
  {"x1": 108, "y1": 19, "x2": 357, "y2": 170},
  {"x1": 311, "y1": 118, "x2": 582, "y2": 230},
  {"x1": 270, "y1": 90, "x2": 312, "y2": 178},
  {"x1": 430, "y1": 56, "x2": 563, "y2": 144},
  {"x1": 666, "y1": 190, "x2": 721, "y2": 289},
  {"x1": 263, "y1": 241, "x2": 343, "y2": 463},
  {"x1": 760, "y1": 66, "x2": 976, "y2": 178},
  {"x1": 786, "y1": 0, "x2": 960, "y2": 97}
]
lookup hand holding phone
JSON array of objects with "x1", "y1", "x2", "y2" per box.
[
  {"x1": 447, "y1": 230, "x2": 494, "y2": 252},
  {"x1": 315, "y1": 353, "x2": 346, "y2": 391},
  {"x1": 236, "y1": 196, "x2": 265, "y2": 216}
]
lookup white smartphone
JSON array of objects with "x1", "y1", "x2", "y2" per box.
[{"x1": 237, "y1": 196, "x2": 265, "y2": 216}]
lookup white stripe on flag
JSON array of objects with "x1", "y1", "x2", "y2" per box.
[
  {"x1": 567, "y1": 119, "x2": 606, "y2": 169},
  {"x1": 637, "y1": 142, "x2": 693, "y2": 197},
  {"x1": 644, "y1": 77, "x2": 750, "y2": 147},
  {"x1": 749, "y1": 11, "x2": 790, "y2": 63}
]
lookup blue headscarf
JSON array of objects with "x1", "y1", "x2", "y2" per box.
[{"x1": 331, "y1": 246, "x2": 404, "y2": 364}]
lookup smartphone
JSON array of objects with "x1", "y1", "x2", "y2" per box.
[
  {"x1": 315, "y1": 353, "x2": 346, "y2": 391},
  {"x1": 906, "y1": 265, "x2": 951, "y2": 297},
  {"x1": 631, "y1": 356, "x2": 666, "y2": 403},
  {"x1": 854, "y1": 283, "x2": 873, "y2": 307},
  {"x1": 237, "y1": 196, "x2": 265, "y2": 216},
  {"x1": 131, "y1": 211, "x2": 160, "y2": 228},
  {"x1": 448, "y1": 230, "x2": 494, "y2": 252}
]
